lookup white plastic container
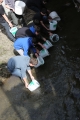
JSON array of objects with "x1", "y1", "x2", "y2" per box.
[
  {"x1": 49, "y1": 20, "x2": 57, "y2": 31},
  {"x1": 39, "y1": 49, "x2": 50, "y2": 58},
  {"x1": 27, "y1": 79, "x2": 40, "y2": 91},
  {"x1": 49, "y1": 34, "x2": 59, "y2": 42},
  {"x1": 49, "y1": 11, "x2": 61, "y2": 22},
  {"x1": 10, "y1": 27, "x2": 18, "y2": 37},
  {"x1": 35, "y1": 56, "x2": 44, "y2": 68},
  {"x1": 15, "y1": 1, "x2": 26, "y2": 15},
  {"x1": 43, "y1": 40, "x2": 53, "y2": 49}
]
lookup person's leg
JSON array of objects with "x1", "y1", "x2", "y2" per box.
[
  {"x1": 1, "y1": 22, "x2": 15, "y2": 42},
  {"x1": 15, "y1": 14, "x2": 27, "y2": 27},
  {"x1": 16, "y1": 49, "x2": 24, "y2": 55},
  {"x1": 12, "y1": 69, "x2": 22, "y2": 78},
  {"x1": 10, "y1": 11, "x2": 18, "y2": 25}
]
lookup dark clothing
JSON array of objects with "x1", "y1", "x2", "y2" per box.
[
  {"x1": 33, "y1": 12, "x2": 43, "y2": 22},
  {"x1": 0, "y1": 5, "x2": 6, "y2": 23},
  {"x1": 15, "y1": 27, "x2": 36, "y2": 39},
  {"x1": 33, "y1": 12, "x2": 49, "y2": 34},
  {"x1": 33, "y1": 12, "x2": 49, "y2": 24},
  {"x1": 26, "y1": 0, "x2": 45, "y2": 12},
  {"x1": 0, "y1": 5, "x2": 15, "y2": 42},
  {"x1": 15, "y1": 26, "x2": 42, "y2": 43},
  {"x1": 1, "y1": 22, "x2": 15, "y2": 42}
]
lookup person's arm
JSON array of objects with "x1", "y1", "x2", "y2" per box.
[
  {"x1": 2, "y1": 14, "x2": 13, "y2": 27},
  {"x1": 40, "y1": 21, "x2": 49, "y2": 30},
  {"x1": 38, "y1": 42, "x2": 46, "y2": 49},
  {"x1": 27, "y1": 69, "x2": 34, "y2": 80},
  {"x1": 23, "y1": 77, "x2": 29, "y2": 88},
  {"x1": 5, "y1": 4, "x2": 15, "y2": 12},
  {"x1": 42, "y1": 37, "x2": 46, "y2": 41}
]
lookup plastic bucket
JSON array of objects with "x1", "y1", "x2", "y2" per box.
[
  {"x1": 43, "y1": 40, "x2": 53, "y2": 49},
  {"x1": 39, "y1": 49, "x2": 50, "y2": 58},
  {"x1": 49, "y1": 20, "x2": 57, "y2": 31},
  {"x1": 49, "y1": 34, "x2": 59, "y2": 42},
  {"x1": 49, "y1": 11, "x2": 61, "y2": 22},
  {"x1": 10, "y1": 27, "x2": 18, "y2": 37},
  {"x1": 35, "y1": 56, "x2": 44, "y2": 68},
  {"x1": 27, "y1": 79, "x2": 40, "y2": 91},
  {"x1": 15, "y1": 1, "x2": 26, "y2": 15}
]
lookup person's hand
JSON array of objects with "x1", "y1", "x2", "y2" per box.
[
  {"x1": 9, "y1": 22, "x2": 13, "y2": 28},
  {"x1": 35, "y1": 53, "x2": 39, "y2": 57},
  {"x1": 12, "y1": 8, "x2": 15, "y2": 12},
  {"x1": 25, "y1": 82, "x2": 29, "y2": 88},
  {"x1": 42, "y1": 45, "x2": 47, "y2": 49}
]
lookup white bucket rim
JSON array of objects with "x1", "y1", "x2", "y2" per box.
[
  {"x1": 27, "y1": 79, "x2": 40, "y2": 91},
  {"x1": 50, "y1": 34, "x2": 59, "y2": 42},
  {"x1": 35, "y1": 56, "x2": 44, "y2": 68},
  {"x1": 15, "y1": 1, "x2": 26, "y2": 7}
]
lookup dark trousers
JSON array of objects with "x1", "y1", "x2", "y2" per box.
[{"x1": 1, "y1": 22, "x2": 15, "y2": 42}]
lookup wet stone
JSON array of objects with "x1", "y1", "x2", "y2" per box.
[
  {"x1": 75, "y1": 73, "x2": 80, "y2": 80},
  {"x1": 61, "y1": 50, "x2": 65, "y2": 55},
  {"x1": 61, "y1": 45, "x2": 65, "y2": 50}
]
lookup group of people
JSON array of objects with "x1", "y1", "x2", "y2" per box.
[{"x1": 0, "y1": 0, "x2": 56, "y2": 89}]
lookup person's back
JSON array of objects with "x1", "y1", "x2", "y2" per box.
[
  {"x1": 14, "y1": 37, "x2": 31, "y2": 52},
  {"x1": 15, "y1": 26, "x2": 36, "y2": 39},
  {"x1": 7, "y1": 55, "x2": 30, "y2": 73},
  {"x1": 14, "y1": 37, "x2": 37, "y2": 56},
  {"x1": 7, "y1": 55, "x2": 38, "y2": 88},
  {"x1": 26, "y1": 0, "x2": 47, "y2": 12}
]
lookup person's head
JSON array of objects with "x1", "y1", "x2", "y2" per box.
[
  {"x1": 29, "y1": 58, "x2": 38, "y2": 66},
  {"x1": 0, "y1": 0, "x2": 3, "y2": 3},
  {"x1": 41, "y1": 8, "x2": 47, "y2": 15},
  {"x1": 34, "y1": 25, "x2": 40, "y2": 35},
  {"x1": 32, "y1": 37, "x2": 38, "y2": 45},
  {"x1": 33, "y1": 19, "x2": 40, "y2": 26}
]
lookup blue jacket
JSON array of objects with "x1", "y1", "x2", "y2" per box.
[{"x1": 14, "y1": 37, "x2": 36, "y2": 56}]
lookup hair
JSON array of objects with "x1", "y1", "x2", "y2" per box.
[
  {"x1": 34, "y1": 25, "x2": 40, "y2": 33},
  {"x1": 33, "y1": 19, "x2": 40, "y2": 26},
  {"x1": 32, "y1": 37, "x2": 38, "y2": 44},
  {"x1": 30, "y1": 58, "x2": 38, "y2": 65},
  {"x1": 41, "y1": 8, "x2": 47, "y2": 14}
]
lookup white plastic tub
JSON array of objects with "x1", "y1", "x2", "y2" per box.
[
  {"x1": 27, "y1": 79, "x2": 40, "y2": 91},
  {"x1": 49, "y1": 11, "x2": 61, "y2": 22},
  {"x1": 49, "y1": 34, "x2": 59, "y2": 42},
  {"x1": 10, "y1": 27, "x2": 18, "y2": 37},
  {"x1": 43, "y1": 40, "x2": 53, "y2": 49},
  {"x1": 15, "y1": 1, "x2": 26, "y2": 15},
  {"x1": 39, "y1": 49, "x2": 50, "y2": 58},
  {"x1": 49, "y1": 20, "x2": 57, "y2": 31},
  {"x1": 35, "y1": 56, "x2": 44, "y2": 68}
]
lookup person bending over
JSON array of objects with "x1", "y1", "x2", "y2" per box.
[
  {"x1": 7, "y1": 55, "x2": 38, "y2": 88},
  {"x1": 15, "y1": 25, "x2": 46, "y2": 49},
  {"x1": 14, "y1": 37, "x2": 39, "y2": 57},
  {"x1": 33, "y1": 8, "x2": 53, "y2": 36}
]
